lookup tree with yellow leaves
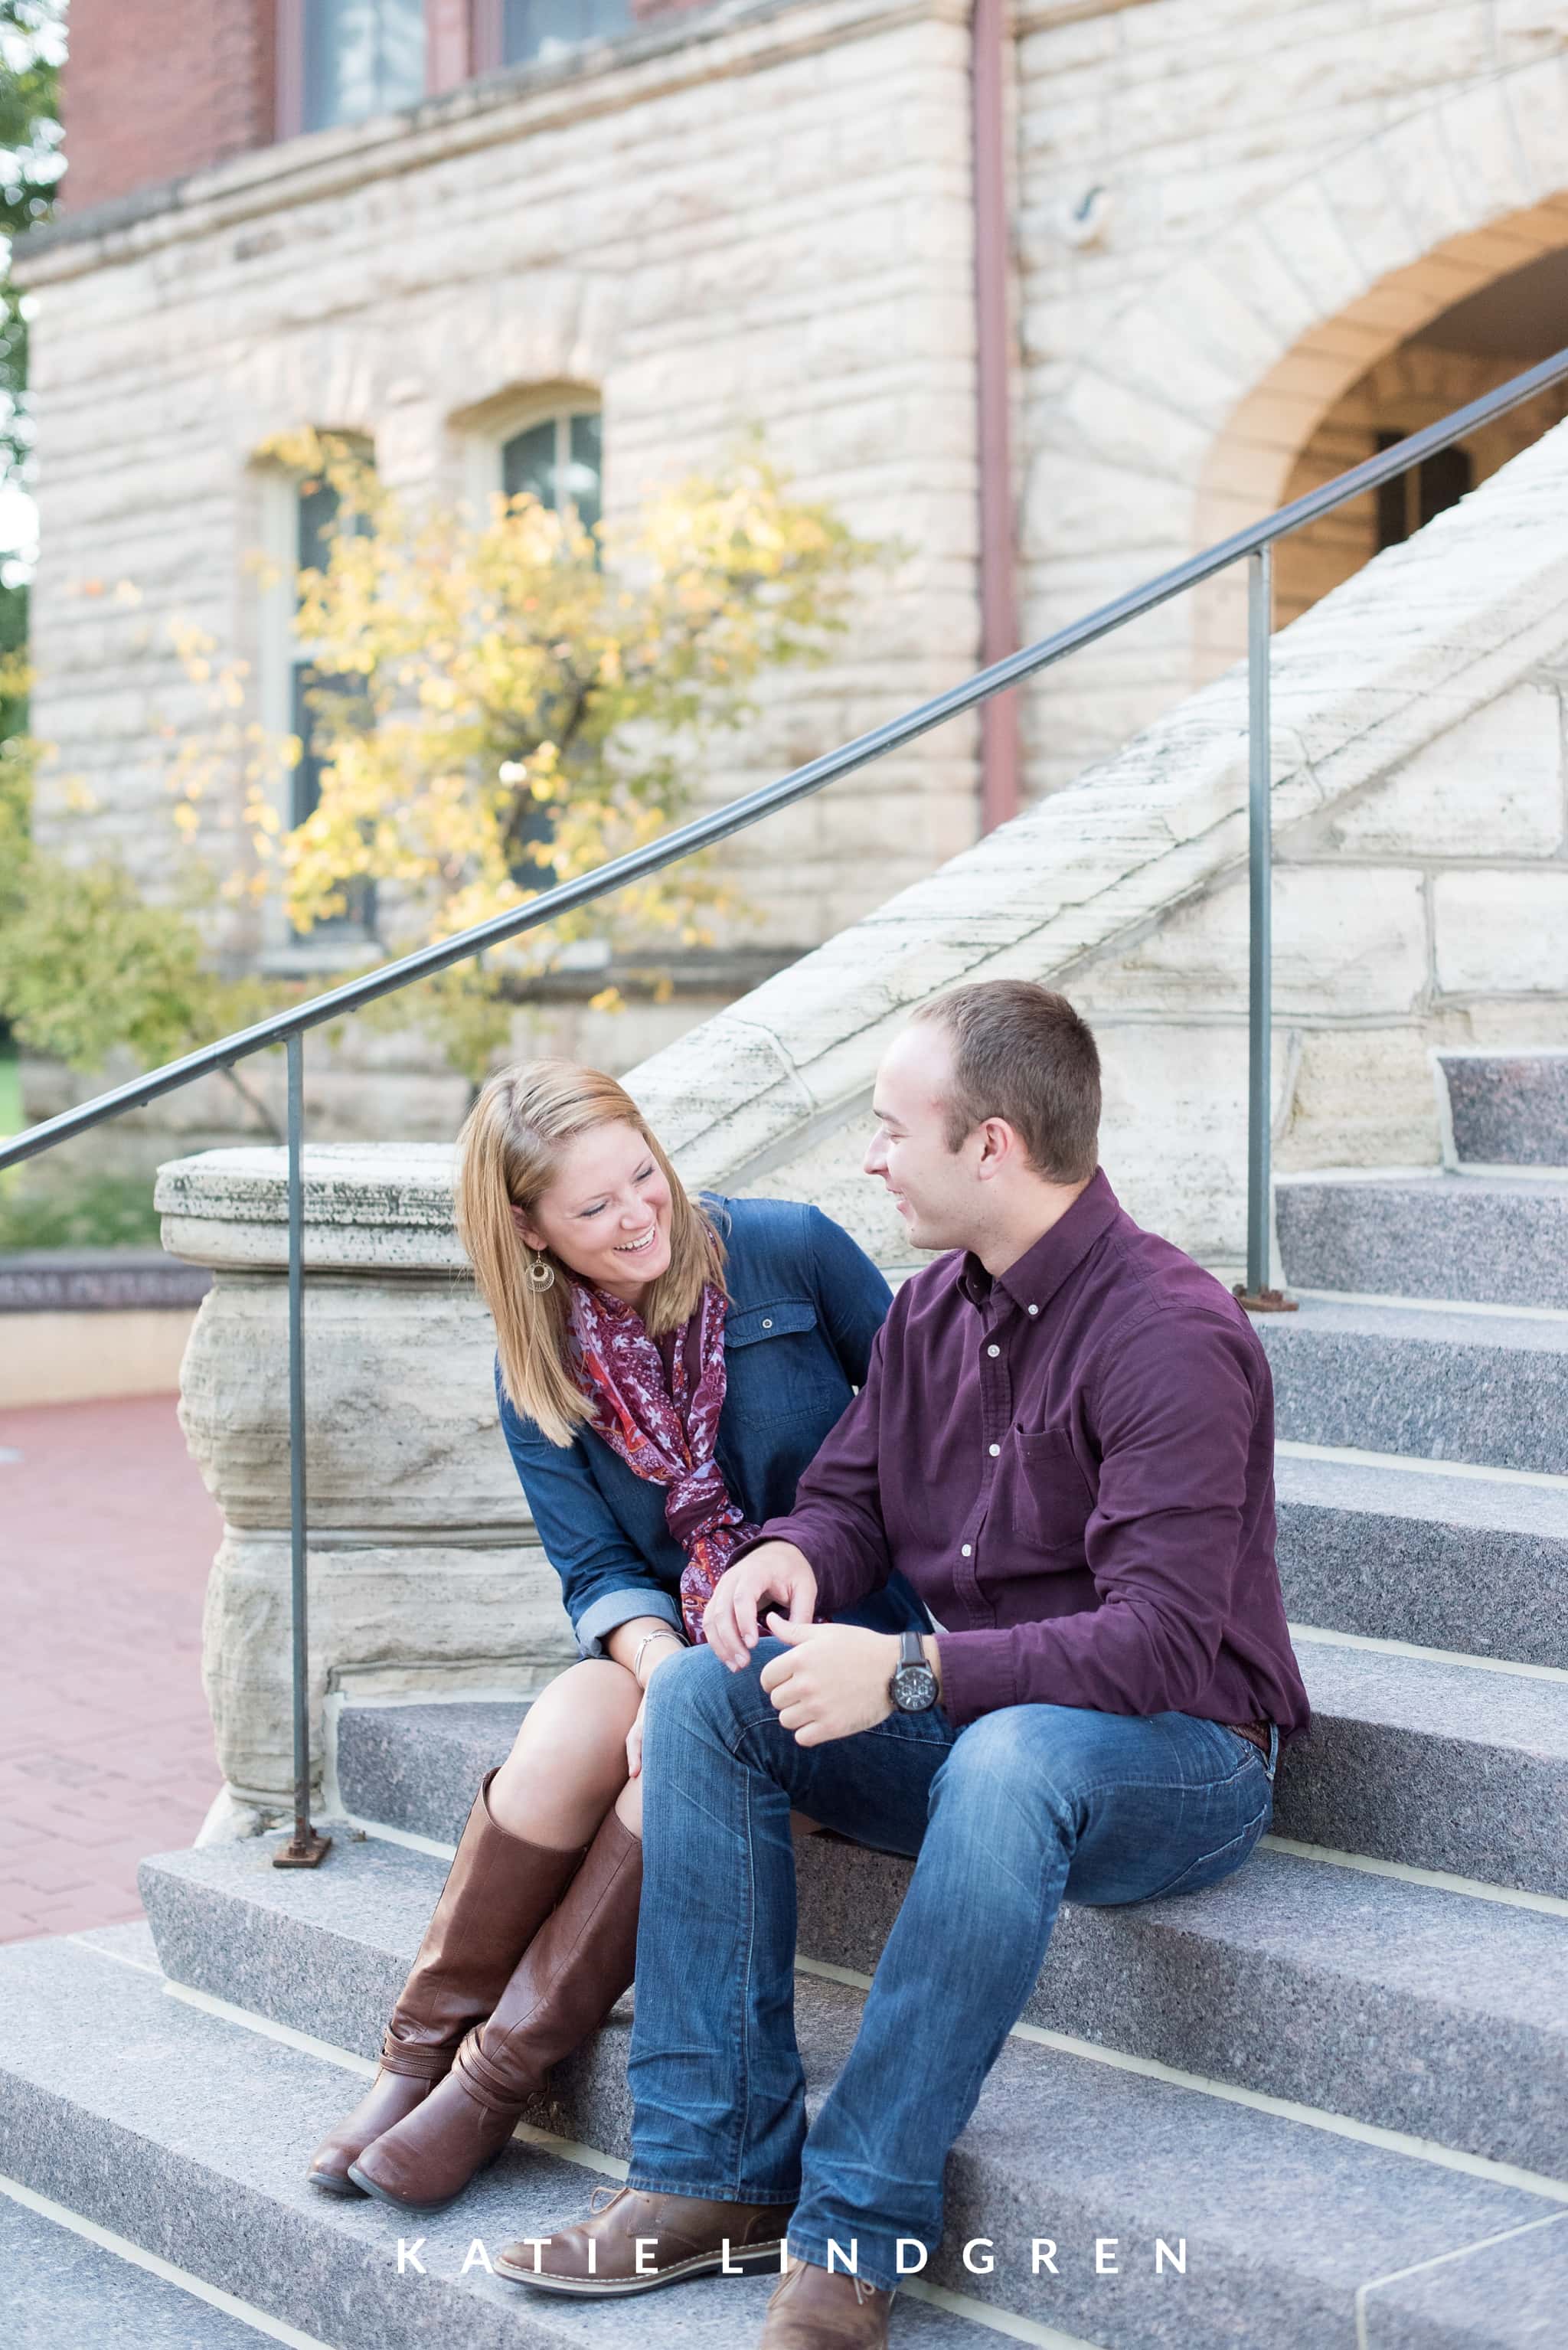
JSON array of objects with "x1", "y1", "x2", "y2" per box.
[
  {"x1": 237, "y1": 427, "x2": 892, "y2": 1077},
  {"x1": 0, "y1": 428, "x2": 892, "y2": 1110}
]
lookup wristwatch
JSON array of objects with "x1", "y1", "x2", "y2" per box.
[{"x1": 888, "y1": 1626, "x2": 939, "y2": 1713}]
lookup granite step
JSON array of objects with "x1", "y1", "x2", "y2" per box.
[
  {"x1": 0, "y1": 2184, "x2": 305, "y2": 2349},
  {"x1": 5, "y1": 1922, "x2": 1566, "y2": 2349},
  {"x1": 1274, "y1": 1170, "x2": 1568, "y2": 1309},
  {"x1": 1439, "y1": 1048, "x2": 1568, "y2": 1168},
  {"x1": 1281, "y1": 1635, "x2": 1568, "y2": 1898},
  {"x1": 335, "y1": 1635, "x2": 1568, "y2": 1902},
  {"x1": 334, "y1": 1699, "x2": 533, "y2": 1845},
  {"x1": 1276, "y1": 1448, "x2": 1568, "y2": 1669},
  {"x1": 138, "y1": 1809, "x2": 1568, "y2": 2175},
  {"x1": 0, "y1": 1930, "x2": 1010, "y2": 2350},
  {"x1": 1255, "y1": 1297, "x2": 1568, "y2": 1474}
]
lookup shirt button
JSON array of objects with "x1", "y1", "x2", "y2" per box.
[
  {"x1": 988, "y1": 1442, "x2": 1001, "y2": 1456},
  {"x1": 761, "y1": 1318, "x2": 773, "y2": 1329},
  {"x1": 961, "y1": 1543, "x2": 972, "y2": 1557},
  {"x1": 987, "y1": 1344, "x2": 1000, "y2": 1358},
  {"x1": 1027, "y1": 1304, "x2": 1039, "y2": 1316}
]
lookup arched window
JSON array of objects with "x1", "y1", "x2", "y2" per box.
[{"x1": 501, "y1": 407, "x2": 603, "y2": 539}]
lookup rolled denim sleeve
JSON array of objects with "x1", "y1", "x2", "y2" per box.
[
  {"x1": 573, "y1": 1582, "x2": 683, "y2": 1661},
  {"x1": 495, "y1": 1358, "x2": 682, "y2": 1661}
]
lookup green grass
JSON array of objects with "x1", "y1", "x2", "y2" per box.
[{"x1": 0, "y1": 1044, "x2": 18, "y2": 1139}]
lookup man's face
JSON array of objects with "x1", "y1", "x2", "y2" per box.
[{"x1": 864, "y1": 1023, "x2": 982, "y2": 1253}]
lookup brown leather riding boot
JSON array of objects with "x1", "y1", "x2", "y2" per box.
[
  {"x1": 305, "y1": 1769, "x2": 590, "y2": 2195},
  {"x1": 348, "y1": 1803, "x2": 642, "y2": 2212}
]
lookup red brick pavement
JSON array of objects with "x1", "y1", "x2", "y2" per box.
[{"x1": 0, "y1": 1394, "x2": 224, "y2": 1943}]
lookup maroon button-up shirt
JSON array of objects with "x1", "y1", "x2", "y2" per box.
[{"x1": 743, "y1": 1167, "x2": 1311, "y2": 1743}]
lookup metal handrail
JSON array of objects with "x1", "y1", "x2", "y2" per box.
[{"x1": 6, "y1": 342, "x2": 1568, "y2": 1863}]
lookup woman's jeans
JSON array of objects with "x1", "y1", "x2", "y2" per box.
[{"x1": 625, "y1": 1636, "x2": 1277, "y2": 2294}]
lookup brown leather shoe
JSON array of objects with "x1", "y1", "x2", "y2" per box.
[
  {"x1": 348, "y1": 1804, "x2": 642, "y2": 2213},
  {"x1": 761, "y1": 2254, "x2": 896, "y2": 2347},
  {"x1": 305, "y1": 1767, "x2": 588, "y2": 2195},
  {"x1": 495, "y1": 2181, "x2": 794, "y2": 2294}
]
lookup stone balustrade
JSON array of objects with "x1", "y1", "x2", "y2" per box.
[{"x1": 155, "y1": 1143, "x2": 577, "y2": 1825}]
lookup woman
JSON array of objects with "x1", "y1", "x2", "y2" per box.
[{"x1": 306, "y1": 1058, "x2": 927, "y2": 2214}]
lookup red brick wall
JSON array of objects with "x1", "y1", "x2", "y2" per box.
[
  {"x1": 60, "y1": 1, "x2": 278, "y2": 214},
  {"x1": 61, "y1": 1, "x2": 735, "y2": 214}
]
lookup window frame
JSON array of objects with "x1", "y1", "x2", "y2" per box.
[
  {"x1": 460, "y1": 384, "x2": 603, "y2": 536},
  {"x1": 253, "y1": 457, "x2": 381, "y2": 971},
  {"x1": 278, "y1": 0, "x2": 439, "y2": 141},
  {"x1": 279, "y1": 2, "x2": 648, "y2": 137},
  {"x1": 475, "y1": 0, "x2": 636, "y2": 74}
]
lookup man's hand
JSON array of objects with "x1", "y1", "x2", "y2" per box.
[
  {"x1": 759, "y1": 1616, "x2": 902, "y2": 1745},
  {"x1": 703, "y1": 1543, "x2": 818, "y2": 1668}
]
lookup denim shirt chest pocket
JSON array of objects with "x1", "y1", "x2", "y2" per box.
[
  {"x1": 717, "y1": 1296, "x2": 861, "y2": 1527},
  {"x1": 723, "y1": 1298, "x2": 844, "y2": 1422},
  {"x1": 991, "y1": 1425, "x2": 1095, "y2": 1571}
]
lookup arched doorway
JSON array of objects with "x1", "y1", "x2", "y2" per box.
[
  {"x1": 1024, "y1": 42, "x2": 1568, "y2": 797},
  {"x1": 1272, "y1": 247, "x2": 1568, "y2": 629}
]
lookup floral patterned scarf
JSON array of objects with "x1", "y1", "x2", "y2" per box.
[{"x1": 566, "y1": 1278, "x2": 760, "y2": 1643}]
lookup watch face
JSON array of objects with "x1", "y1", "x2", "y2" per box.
[{"x1": 892, "y1": 1665, "x2": 938, "y2": 1712}]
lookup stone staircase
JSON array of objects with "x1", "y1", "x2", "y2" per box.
[{"x1": 3, "y1": 1051, "x2": 1568, "y2": 2347}]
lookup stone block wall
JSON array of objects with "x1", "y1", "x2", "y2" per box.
[
  {"x1": 22, "y1": 0, "x2": 1568, "y2": 1168},
  {"x1": 19, "y1": 0, "x2": 981, "y2": 956},
  {"x1": 1014, "y1": 0, "x2": 1568, "y2": 787}
]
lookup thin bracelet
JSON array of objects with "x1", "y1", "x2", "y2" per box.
[{"x1": 632, "y1": 1628, "x2": 686, "y2": 1682}]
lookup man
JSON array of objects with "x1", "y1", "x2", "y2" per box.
[{"x1": 497, "y1": 981, "x2": 1312, "y2": 2348}]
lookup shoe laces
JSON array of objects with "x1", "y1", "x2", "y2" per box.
[
  {"x1": 589, "y1": 2182, "x2": 625, "y2": 2214},
  {"x1": 786, "y1": 2256, "x2": 885, "y2": 2307}
]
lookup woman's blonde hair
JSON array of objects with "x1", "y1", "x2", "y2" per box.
[{"x1": 454, "y1": 1058, "x2": 727, "y2": 1446}]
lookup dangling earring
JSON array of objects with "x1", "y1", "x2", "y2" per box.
[{"x1": 525, "y1": 1249, "x2": 555, "y2": 1292}]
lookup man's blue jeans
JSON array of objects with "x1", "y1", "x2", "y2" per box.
[{"x1": 624, "y1": 1636, "x2": 1276, "y2": 2295}]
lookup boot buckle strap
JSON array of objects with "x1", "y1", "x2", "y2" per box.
[{"x1": 455, "y1": 2032, "x2": 533, "y2": 2113}]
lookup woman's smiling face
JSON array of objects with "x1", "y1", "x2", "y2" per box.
[{"x1": 517, "y1": 1119, "x2": 674, "y2": 1304}]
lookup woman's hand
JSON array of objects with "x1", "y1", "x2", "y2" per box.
[{"x1": 625, "y1": 1633, "x2": 684, "y2": 1777}]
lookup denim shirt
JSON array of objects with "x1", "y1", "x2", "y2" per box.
[{"x1": 495, "y1": 1192, "x2": 933, "y2": 1658}]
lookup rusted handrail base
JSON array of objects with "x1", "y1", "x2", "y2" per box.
[
  {"x1": 273, "y1": 1829, "x2": 333, "y2": 1870},
  {"x1": 1233, "y1": 1284, "x2": 1299, "y2": 1315}
]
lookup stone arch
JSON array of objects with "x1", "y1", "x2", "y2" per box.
[
  {"x1": 1187, "y1": 64, "x2": 1568, "y2": 669},
  {"x1": 1026, "y1": 54, "x2": 1568, "y2": 783},
  {"x1": 224, "y1": 266, "x2": 631, "y2": 495}
]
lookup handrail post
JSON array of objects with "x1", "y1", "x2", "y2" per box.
[
  {"x1": 1235, "y1": 546, "x2": 1296, "y2": 1317},
  {"x1": 273, "y1": 1031, "x2": 332, "y2": 1868}
]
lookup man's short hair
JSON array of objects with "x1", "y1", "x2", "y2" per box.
[{"x1": 911, "y1": 982, "x2": 1100, "y2": 1182}]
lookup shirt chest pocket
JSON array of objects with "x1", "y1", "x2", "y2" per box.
[
  {"x1": 996, "y1": 1427, "x2": 1094, "y2": 1570},
  {"x1": 724, "y1": 1299, "x2": 841, "y2": 1420}
]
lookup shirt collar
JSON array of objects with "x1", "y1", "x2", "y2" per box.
[{"x1": 957, "y1": 1165, "x2": 1121, "y2": 1319}]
